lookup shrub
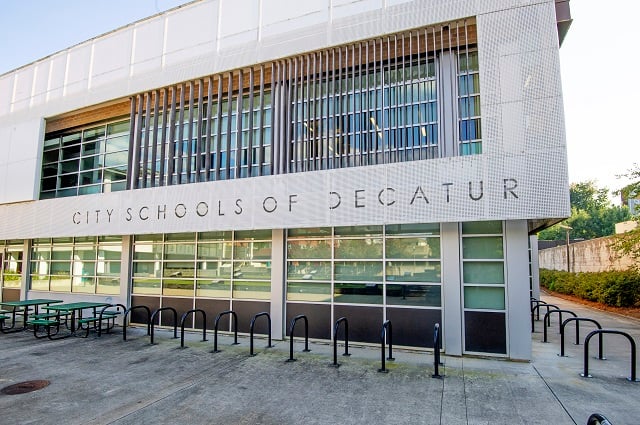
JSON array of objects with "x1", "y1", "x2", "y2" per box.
[{"x1": 539, "y1": 268, "x2": 640, "y2": 308}]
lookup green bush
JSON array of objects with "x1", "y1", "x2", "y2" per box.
[{"x1": 539, "y1": 268, "x2": 640, "y2": 307}]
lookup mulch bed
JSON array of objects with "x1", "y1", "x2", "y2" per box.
[{"x1": 540, "y1": 288, "x2": 640, "y2": 320}]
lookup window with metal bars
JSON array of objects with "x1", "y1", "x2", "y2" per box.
[
  {"x1": 129, "y1": 20, "x2": 479, "y2": 189},
  {"x1": 40, "y1": 19, "x2": 479, "y2": 197}
]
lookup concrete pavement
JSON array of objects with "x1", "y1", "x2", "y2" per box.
[{"x1": 1, "y1": 294, "x2": 639, "y2": 425}]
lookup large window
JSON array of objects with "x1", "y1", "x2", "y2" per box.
[
  {"x1": 286, "y1": 223, "x2": 441, "y2": 307},
  {"x1": 458, "y1": 50, "x2": 481, "y2": 155},
  {"x1": 137, "y1": 91, "x2": 273, "y2": 188},
  {"x1": 1, "y1": 240, "x2": 23, "y2": 293},
  {"x1": 41, "y1": 120, "x2": 130, "y2": 199},
  {"x1": 41, "y1": 21, "x2": 480, "y2": 197},
  {"x1": 129, "y1": 19, "x2": 480, "y2": 189},
  {"x1": 132, "y1": 230, "x2": 272, "y2": 300},
  {"x1": 289, "y1": 57, "x2": 439, "y2": 170},
  {"x1": 30, "y1": 236, "x2": 122, "y2": 294},
  {"x1": 461, "y1": 221, "x2": 506, "y2": 354}
]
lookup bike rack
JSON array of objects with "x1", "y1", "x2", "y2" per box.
[
  {"x1": 530, "y1": 299, "x2": 548, "y2": 320},
  {"x1": 150, "y1": 307, "x2": 178, "y2": 345},
  {"x1": 587, "y1": 413, "x2": 613, "y2": 425},
  {"x1": 378, "y1": 320, "x2": 395, "y2": 373},
  {"x1": 123, "y1": 305, "x2": 152, "y2": 341},
  {"x1": 330, "y1": 317, "x2": 351, "y2": 368},
  {"x1": 542, "y1": 309, "x2": 577, "y2": 342},
  {"x1": 179, "y1": 309, "x2": 208, "y2": 348},
  {"x1": 286, "y1": 315, "x2": 311, "y2": 362},
  {"x1": 531, "y1": 303, "x2": 560, "y2": 332},
  {"x1": 249, "y1": 312, "x2": 273, "y2": 356},
  {"x1": 212, "y1": 310, "x2": 239, "y2": 353},
  {"x1": 560, "y1": 317, "x2": 603, "y2": 358},
  {"x1": 581, "y1": 329, "x2": 638, "y2": 382},
  {"x1": 432, "y1": 323, "x2": 443, "y2": 379},
  {"x1": 96, "y1": 303, "x2": 127, "y2": 337}
]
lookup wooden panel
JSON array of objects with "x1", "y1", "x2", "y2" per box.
[{"x1": 45, "y1": 100, "x2": 130, "y2": 134}]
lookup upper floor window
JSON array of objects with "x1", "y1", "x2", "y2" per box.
[
  {"x1": 41, "y1": 19, "x2": 480, "y2": 197},
  {"x1": 41, "y1": 120, "x2": 130, "y2": 199},
  {"x1": 458, "y1": 50, "x2": 481, "y2": 155}
]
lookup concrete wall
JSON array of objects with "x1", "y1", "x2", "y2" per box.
[{"x1": 539, "y1": 236, "x2": 636, "y2": 272}]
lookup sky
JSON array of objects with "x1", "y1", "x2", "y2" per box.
[{"x1": 0, "y1": 0, "x2": 637, "y2": 203}]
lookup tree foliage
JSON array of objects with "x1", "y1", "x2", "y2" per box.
[
  {"x1": 610, "y1": 164, "x2": 640, "y2": 260},
  {"x1": 538, "y1": 181, "x2": 631, "y2": 241}
]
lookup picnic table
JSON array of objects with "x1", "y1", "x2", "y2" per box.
[
  {"x1": 0, "y1": 299, "x2": 63, "y2": 333},
  {"x1": 44, "y1": 302, "x2": 112, "y2": 335}
]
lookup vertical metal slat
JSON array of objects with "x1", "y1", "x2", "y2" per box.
[
  {"x1": 204, "y1": 76, "x2": 213, "y2": 180},
  {"x1": 126, "y1": 96, "x2": 137, "y2": 190},
  {"x1": 150, "y1": 90, "x2": 160, "y2": 187},
  {"x1": 195, "y1": 79, "x2": 204, "y2": 182},
  {"x1": 159, "y1": 88, "x2": 168, "y2": 186},
  {"x1": 167, "y1": 86, "x2": 178, "y2": 185}
]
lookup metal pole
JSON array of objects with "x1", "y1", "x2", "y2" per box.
[{"x1": 566, "y1": 229, "x2": 570, "y2": 272}]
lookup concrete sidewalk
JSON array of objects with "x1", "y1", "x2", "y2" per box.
[{"x1": 1, "y1": 294, "x2": 639, "y2": 425}]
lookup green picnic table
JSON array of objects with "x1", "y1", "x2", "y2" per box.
[
  {"x1": 44, "y1": 302, "x2": 111, "y2": 334},
  {"x1": 0, "y1": 299, "x2": 63, "y2": 333}
]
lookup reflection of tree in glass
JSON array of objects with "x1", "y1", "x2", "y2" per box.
[
  {"x1": 335, "y1": 238, "x2": 382, "y2": 259},
  {"x1": 385, "y1": 237, "x2": 439, "y2": 259},
  {"x1": 287, "y1": 240, "x2": 332, "y2": 259}
]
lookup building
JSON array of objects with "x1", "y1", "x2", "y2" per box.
[{"x1": 0, "y1": 0, "x2": 571, "y2": 360}]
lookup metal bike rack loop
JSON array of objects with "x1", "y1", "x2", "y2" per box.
[
  {"x1": 587, "y1": 413, "x2": 613, "y2": 425},
  {"x1": 286, "y1": 314, "x2": 311, "y2": 362},
  {"x1": 330, "y1": 317, "x2": 351, "y2": 368},
  {"x1": 378, "y1": 320, "x2": 395, "y2": 373},
  {"x1": 543, "y1": 309, "x2": 577, "y2": 342},
  {"x1": 581, "y1": 329, "x2": 638, "y2": 381},
  {"x1": 249, "y1": 312, "x2": 273, "y2": 356},
  {"x1": 212, "y1": 310, "x2": 239, "y2": 353},
  {"x1": 150, "y1": 307, "x2": 178, "y2": 345},
  {"x1": 96, "y1": 303, "x2": 127, "y2": 337},
  {"x1": 179, "y1": 309, "x2": 208, "y2": 348},
  {"x1": 531, "y1": 303, "x2": 560, "y2": 332},
  {"x1": 432, "y1": 323, "x2": 443, "y2": 379},
  {"x1": 559, "y1": 317, "x2": 602, "y2": 358},
  {"x1": 123, "y1": 305, "x2": 151, "y2": 341},
  {"x1": 530, "y1": 298, "x2": 548, "y2": 320}
]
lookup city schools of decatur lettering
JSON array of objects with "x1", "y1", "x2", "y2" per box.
[{"x1": 71, "y1": 178, "x2": 519, "y2": 224}]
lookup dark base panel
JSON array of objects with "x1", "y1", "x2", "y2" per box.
[
  {"x1": 386, "y1": 308, "x2": 441, "y2": 348},
  {"x1": 194, "y1": 299, "x2": 232, "y2": 330},
  {"x1": 130, "y1": 296, "x2": 160, "y2": 324},
  {"x1": 334, "y1": 305, "x2": 383, "y2": 344},
  {"x1": 464, "y1": 311, "x2": 506, "y2": 354},
  {"x1": 160, "y1": 297, "x2": 195, "y2": 327},
  {"x1": 233, "y1": 300, "x2": 271, "y2": 334},
  {"x1": 285, "y1": 303, "x2": 331, "y2": 340},
  {"x1": 2, "y1": 288, "x2": 20, "y2": 302}
]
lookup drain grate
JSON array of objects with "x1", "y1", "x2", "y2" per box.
[{"x1": 1, "y1": 380, "x2": 50, "y2": 395}]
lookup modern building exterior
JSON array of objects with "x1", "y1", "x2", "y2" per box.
[{"x1": 0, "y1": 0, "x2": 571, "y2": 360}]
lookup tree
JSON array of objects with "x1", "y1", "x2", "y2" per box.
[
  {"x1": 611, "y1": 164, "x2": 640, "y2": 260},
  {"x1": 538, "y1": 181, "x2": 631, "y2": 241}
]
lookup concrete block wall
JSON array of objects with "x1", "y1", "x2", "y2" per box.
[{"x1": 539, "y1": 236, "x2": 636, "y2": 272}]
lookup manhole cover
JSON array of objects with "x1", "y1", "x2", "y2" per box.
[{"x1": 1, "y1": 380, "x2": 50, "y2": 395}]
